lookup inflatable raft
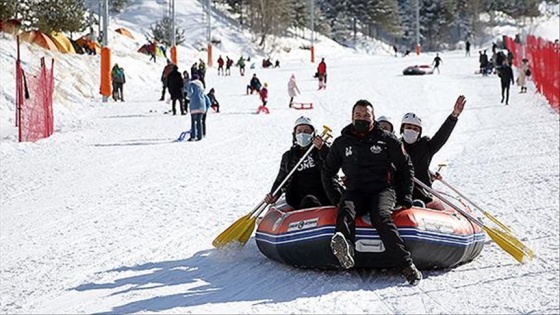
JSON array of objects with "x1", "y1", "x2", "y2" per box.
[
  {"x1": 403, "y1": 65, "x2": 434, "y2": 75},
  {"x1": 255, "y1": 196, "x2": 485, "y2": 270}
]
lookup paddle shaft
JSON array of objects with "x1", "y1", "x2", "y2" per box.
[
  {"x1": 270, "y1": 130, "x2": 331, "y2": 199},
  {"x1": 431, "y1": 171, "x2": 513, "y2": 233},
  {"x1": 413, "y1": 178, "x2": 485, "y2": 228}
]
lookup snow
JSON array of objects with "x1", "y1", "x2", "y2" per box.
[{"x1": 1, "y1": 0, "x2": 559, "y2": 313}]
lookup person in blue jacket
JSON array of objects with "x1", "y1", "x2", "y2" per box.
[
  {"x1": 201, "y1": 90, "x2": 211, "y2": 137},
  {"x1": 186, "y1": 75, "x2": 210, "y2": 141}
]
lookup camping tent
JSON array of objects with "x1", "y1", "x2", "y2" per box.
[
  {"x1": 49, "y1": 32, "x2": 76, "y2": 54},
  {"x1": 76, "y1": 35, "x2": 101, "y2": 54},
  {"x1": 20, "y1": 30, "x2": 59, "y2": 52},
  {"x1": 69, "y1": 39, "x2": 85, "y2": 54},
  {"x1": 115, "y1": 28, "x2": 134, "y2": 39},
  {"x1": 138, "y1": 44, "x2": 165, "y2": 57},
  {"x1": 0, "y1": 19, "x2": 21, "y2": 35}
]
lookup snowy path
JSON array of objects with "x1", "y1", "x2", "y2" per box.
[{"x1": 1, "y1": 51, "x2": 558, "y2": 314}]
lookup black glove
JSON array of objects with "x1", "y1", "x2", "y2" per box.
[{"x1": 398, "y1": 196, "x2": 413, "y2": 209}]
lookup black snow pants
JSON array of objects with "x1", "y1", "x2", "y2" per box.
[{"x1": 335, "y1": 188, "x2": 413, "y2": 269}]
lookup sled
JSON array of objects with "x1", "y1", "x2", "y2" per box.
[
  {"x1": 176, "y1": 130, "x2": 191, "y2": 141},
  {"x1": 256, "y1": 105, "x2": 270, "y2": 114},
  {"x1": 291, "y1": 102, "x2": 313, "y2": 110}
]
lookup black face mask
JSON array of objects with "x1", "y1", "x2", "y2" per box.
[{"x1": 354, "y1": 120, "x2": 371, "y2": 133}]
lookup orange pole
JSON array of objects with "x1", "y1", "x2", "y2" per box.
[
  {"x1": 207, "y1": 43, "x2": 213, "y2": 67},
  {"x1": 311, "y1": 46, "x2": 315, "y2": 63},
  {"x1": 415, "y1": 44, "x2": 421, "y2": 55},
  {"x1": 100, "y1": 47, "x2": 111, "y2": 99},
  {"x1": 171, "y1": 46, "x2": 177, "y2": 65}
]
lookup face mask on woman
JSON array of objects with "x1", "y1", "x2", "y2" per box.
[
  {"x1": 402, "y1": 129, "x2": 420, "y2": 144},
  {"x1": 295, "y1": 133, "x2": 313, "y2": 147}
]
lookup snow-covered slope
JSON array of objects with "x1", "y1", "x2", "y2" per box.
[{"x1": 1, "y1": 1, "x2": 559, "y2": 313}]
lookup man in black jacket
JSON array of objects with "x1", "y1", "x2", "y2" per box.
[
  {"x1": 400, "y1": 95, "x2": 466, "y2": 204},
  {"x1": 166, "y1": 65, "x2": 185, "y2": 115},
  {"x1": 265, "y1": 116, "x2": 336, "y2": 210},
  {"x1": 321, "y1": 100, "x2": 422, "y2": 286},
  {"x1": 498, "y1": 60, "x2": 514, "y2": 105}
]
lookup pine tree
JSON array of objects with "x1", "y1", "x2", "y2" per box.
[
  {"x1": 146, "y1": 16, "x2": 185, "y2": 47},
  {"x1": 109, "y1": 0, "x2": 129, "y2": 13},
  {"x1": 0, "y1": 0, "x2": 18, "y2": 21},
  {"x1": 27, "y1": 0, "x2": 88, "y2": 34}
]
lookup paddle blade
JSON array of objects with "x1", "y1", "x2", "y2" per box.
[
  {"x1": 484, "y1": 226, "x2": 534, "y2": 264},
  {"x1": 212, "y1": 215, "x2": 250, "y2": 249},
  {"x1": 237, "y1": 216, "x2": 258, "y2": 246},
  {"x1": 493, "y1": 228, "x2": 535, "y2": 259}
]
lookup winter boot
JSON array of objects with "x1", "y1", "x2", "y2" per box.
[
  {"x1": 330, "y1": 232, "x2": 355, "y2": 269},
  {"x1": 402, "y1": 264, "x2": 422, "y2": 286}
]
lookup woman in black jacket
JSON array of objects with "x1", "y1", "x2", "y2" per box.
[
  {"x1": 400, "y1": 95, "x2": 466, "y2": 204},
  {"x1": 264, "y1": 116, "x2": 336, "y2": 210}
]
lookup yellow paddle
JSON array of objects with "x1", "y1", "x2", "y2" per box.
[
  {"x1": 413, "y1": 178, "x2": 534, "y2": 263},
  {"x1": 212, "y1": 125, "x2": 333, "y2": 249}
]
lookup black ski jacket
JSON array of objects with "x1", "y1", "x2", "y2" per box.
[
  {"x1": 322, "y1": 124, "x2": 414, "y2": 206},
  {"x1": 402, "y1": 115, "x2": 458, "y2": 201},
  {"x1": 167, "y1": 70, "x2": 184, "y2": 99},
  {"x1": 499, "y1": 65, "x2": 515, "y2": 85},
  {"x1": 270, "y1": 144, "x2": 335, "y2": 209}
]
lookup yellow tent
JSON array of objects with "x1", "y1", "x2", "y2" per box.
[
  {"x1": 115, "y1": 28, "x2": 134, "y2": 39},
  {"x1": 20, "y1": 30, "x2": 59, "y2": 52},
  {"x1": 49, "y1": 32, "x2": 76, "y2": 54}
]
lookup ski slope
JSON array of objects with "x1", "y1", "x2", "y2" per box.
[{"x1": 1, "y1": 1, "x2": 559, "y2": 314}]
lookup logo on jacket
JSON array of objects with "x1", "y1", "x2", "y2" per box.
[
  {"x1": 297, "y1": 156, "x2": 316, "y2": 171},
  {"x1": 370, "y1": 145, "x2": 382, "y2": 154},
  {"x1": 345, "y1": 146, "x2": 353, "y2": 157}
]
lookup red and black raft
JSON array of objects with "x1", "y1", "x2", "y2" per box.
[{"x1": 255, "y1": 196, "x2": 485, "y2": 270}]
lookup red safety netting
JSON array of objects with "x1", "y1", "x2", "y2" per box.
[
  {"x1": 505, "y1": 35, "x2": 560, "y2": 112},
  {"x1": 16, "y1": 57, "x2": 55, "y2": 142}
]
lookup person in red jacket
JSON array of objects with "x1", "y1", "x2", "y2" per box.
[
  {"x1": 217, "y1": 55, "x2": 224, "y2": 75},
  {"x1": 257, "y1": 83, "x2": 269, "y2": 114},
  {"x1": 317, "y1": 58, "x2": 327, "y2": 84}
]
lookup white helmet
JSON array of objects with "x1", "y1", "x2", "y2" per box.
[
  {"x1": 294, "y1": 116, "x2": 314, "y2": 130},
  {"x1": 400, "y1": 112, "x2": 422, "y2": 135},
  {"x1": 401, "y1": 112, "x2": 422, "y2": 128},
  {"x1": 377, "y1": 115, "x2": 394, "y2": 131},
  {"x1": 293, "y1": 116, "x2": 315, "y2": 146}
]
